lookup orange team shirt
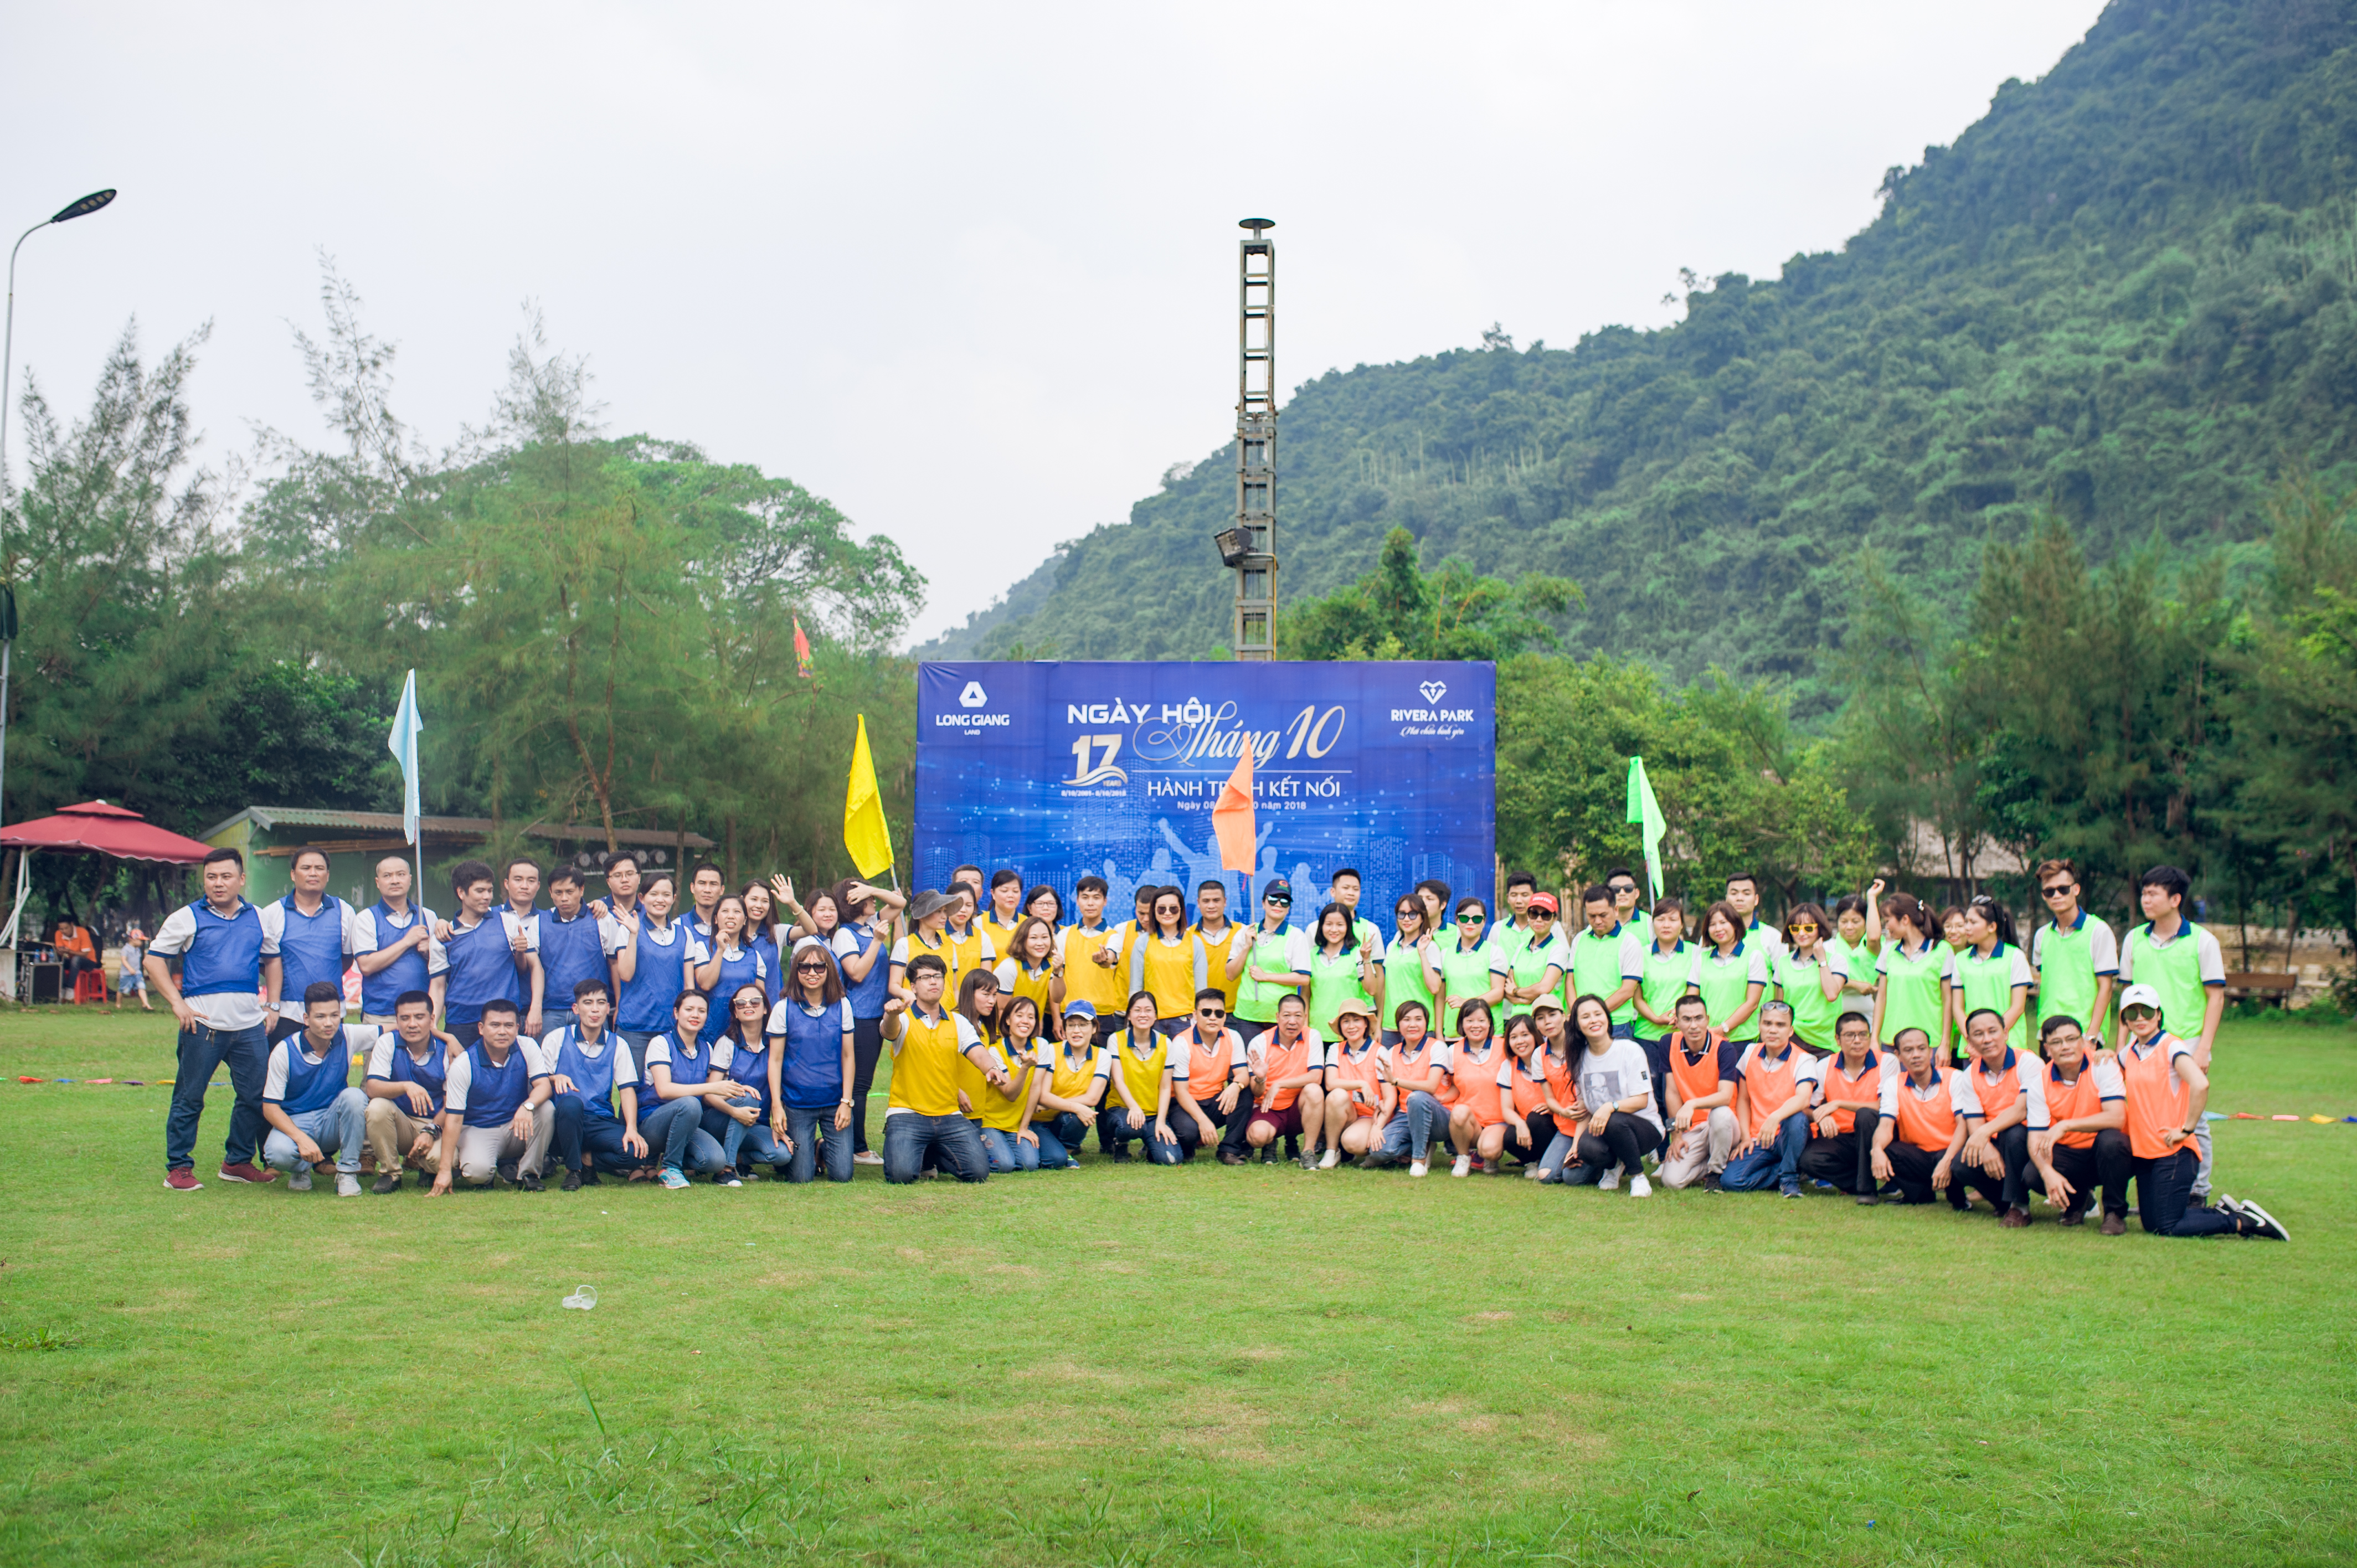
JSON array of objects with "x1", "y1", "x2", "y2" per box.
[
  {"x1": 1961, "y1": 1048, "x2": 2028, "y2": 1124},
  {"x1": 2038, "y1": 1052, "x2": 2124, "y2": 1150},
  {"x1": 1535, "y1": 1044, "x2": 1580, "y2": 1122},
  {"x1": 1257, "y1": 1026, "x2": 1325, "y2": 1112},
  {"x1": 1388, "y1": 1039, "x2": 1452, "y2": 1107},
  {"x1": 1666, "y1": 1033, "x2": 1730, "y2": 1129},
  {"x1": 1447, "y1": 1041, "x2": 1507, "y2": 1126},
  {"x1": 1885, "y1": 1066, "x2": 1960, "y2": 1153},
  {"x1": 1814, "y1": 1051, "x2": 1886, "y2": 1136},
  {"x1": 1329, "y1": 1040, "x2": 1388, "y2": 1117},
  {"x1": 2117, "y1": 1033, "x2": 2199, "y2": 1160},
  {"x1": 57, "y1": 925, "x2": 98, "y2": 962},
  {"x1": 1180, "y1": 1024, "x2": 1244, "y2": 1106},
  {"x1": 1735, "y1": 1041, "x2": 1816, "y2": 1142},
  {"x1": 1502, "y1": 1054, "x2": 1550, "y2": 1121}
]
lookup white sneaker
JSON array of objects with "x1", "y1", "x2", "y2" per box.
[
  {"x1": 1409, "y1": 1158, "x2": 1430, "y2": 1178},
  {"x1": 1318, "y1": 1147, "x2": 1341, "y2": 1169},
  {"x1": 288, "y1": 1167, "x2": 312, "y2": 1192},
  {"x1": 1450, "y1": 1155, "x2": 1471, "y2": 1178},
  {"x1": 336, "y1": 1173, "x2": 362, "y2": 1197},
  {"x1": 852, "y1": 1151, "x2": 883, "y2": 1165},
  {"x1": 1598, "y1": 1165, "x2": 1622, "y2": 1192},
  {"x1": 1628, "y1": 1174, "x2": 1653, "y2": 1199}
]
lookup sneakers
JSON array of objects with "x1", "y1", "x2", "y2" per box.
[
  {"x1": 658, "y1": 1168, "x2": 691, "y2": 1190},
  {"x1": 1317, "y1": 1147, "x2": 1341, "y2": 1169},
  {"x1": 2212, "y1": 1192, "x2": 2245, "y2": 1220},
  {"x1": 580, "y1": 1170, "x2": 603, "y2": 1186},
  {"x1": 372, "y1": 1172, "x2": 402, "y2": 1194},
  {"x1": 2001, "y1": 1206, "x2": 2030, "y2": 1229},
  {"x1": 2237, "y1": 1198, "x2": 2289, "y2": 1241},
  {"x1": 1524, "y1": 1165, "x2": 1547, "y2": 1180},
  {"x1": 287, "y1": 1167, "x2": 313, "y2": 1193},
  {"x1": 1628, "y1": 1173, "x2": 1653, "y2": 1199},
  {"x1": 164, "y1": 1168, "x2": 202, "y2": 1192},
  {"x1": 1409, "y1": 1158, "x2": 1430, "y2": 1178},
  {"x1": 2099, "y1": 1213, "x2": 2127, "y2": 1236},
  {"x1": 561, "y1": 1169, "x2": 584, "y2": 1192},
  {"x1": 1598, "y1": 1166, "x2": 1622, "y2": 1193},
  {"x1": 853, "y1": 1150, "x2": 883, "y2": 1166},
  {"x1": 716, "y1": 1173, "x2": 743, "y2": 1188},
  {"x1": 1357, "y1": 1152, "x2": 1396, "y2": 1170},
  {"x1": 218, "y1": 1162, "x2": 276, "y2": 1185},
  {"x1": 1701, "y1": 1172, "x2": 1722, "y2": 1193},
  {"x1": 495, "y1": 1160, "x2": 520, "y2": 1187},
  {"x1": 1450, "y1": 1155, "x2": 1472, "y2": 1178},
  {"x1": 516, "y1": 1172, "x2": 545, "y2": 1193},
  {"x1": 1779, "y1": 1177, "x2": 1803, "y2": 1199},
  {"x1": 336, "y1": 1173, "x2": 362, "y2": 1197},
  {"x1": 1299, "y1": 1144, "x2": 1321, "y2": 1171}
]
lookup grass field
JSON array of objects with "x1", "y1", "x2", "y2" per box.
[{"x1": 0, "y1": 1007, "x2": 2351, "y2": 1567}]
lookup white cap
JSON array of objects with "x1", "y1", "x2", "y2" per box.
[{"x1": 2118, "y1": 982, "x2": 2163, "y2": 1013}]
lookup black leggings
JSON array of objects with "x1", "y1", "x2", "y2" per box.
[
  {"x1": 1574, "y1": 1113, "x2": 1663, "y2": 1174},
  {"x1": 847, "y1": 1016, "x2": 884, "y2": 1153},
  {"x1": 1504, "y1": 1114, "x2": 1557, "y2": 1167}
]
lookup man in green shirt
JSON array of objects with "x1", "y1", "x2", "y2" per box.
[
  {"x1": 2029, "y1": 857, "x2": 2117, "y2": 1039},
  {"x1": 1326, "y1": 868, "x2": 1386, "y2": 959},
  {"x1": 2116, "y1": 863, "x2": 2226, "y2": 1199},
  {"x1": 1605, "y1": 867, "x2": 1643, "y2": 930},
  {"x1": 1568, "y1": 884, "x2": 1645, "y2": 1039},
  {"x1": 1490, "y1": 870, "x2": 1541, "y2": 973},
  {"x1": 1726, "y1": 871, "x2": 1783, "y2": 962}
]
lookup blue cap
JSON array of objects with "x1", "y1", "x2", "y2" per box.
[{"x1": 1062, "y1": 1000, "x2": 1097, "y2": 1021}]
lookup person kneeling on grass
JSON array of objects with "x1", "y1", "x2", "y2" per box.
[
  {"x1": 1382, "y1": 1000, "x2": 1452, "y2": 1175},
  {"x1": 1444, "y1": 998, "x2": 1510, "y2": 1177},
  {"x1": 1171, "y1": 988, "x2": 1254, "y2": 1165},
  {"x1": 260, "y1": 982, "x2": 373, "y2": 1196},
  {"x1": 1658, "y1": 996, "x2": 1738, "y2": 1191},
  {"x1": 1555, "y1": 993, "x2": 1663, "y2": 1198},
  {"x1": 882, "y1": 952, "x2": 1011, "y2": 1184},
  {"x1": 1496, "y1": 1014, "x2": 1560, "y2": 1177},
  {"x1": 974, "y1": 994, "x2": 1046, "y2": 1172},
  {"x1": 2114, "y1": 984, "x2": 2288, "y2": 1241},
  {"x1": 1526, "y1": 1002, "x2": 1589, "y2": 1183},
  {"x1": 1794, "y1": 1012, "x2": 1887, "y2": 1202},
  {"x1": 1030, "y1": 1002, "x2": 1105, "y2": 1168},
  {"x1": 539, "y1": 978, "x2": 650, "y2": 1192},
  {"x1": 1720, "y1": 1002, "x2": 1821, "y2": 1197},
  {"x1": 639, "y1": 991, "x2": 754, "y2": 1189},
  {"x1": 713, "y1": 983, "x2": 795, "y2": 1180},
  {"x1": 1869, "y1": 1028, "x2": 1967, "y2": 1206},
  {"x1": 1324, "y1": 997, "x2": 1393, "y2": 1170},
  {"x1": 2024, "y1": 1013, "x2": 2130, "y2": 1235},
  {"x1": 362, "y1": 989, "x2": 462, "y2": 1192},
  {"x1": 1952, "y1": 1006, "x2": 2042, "y2": 1225},
  {"x1": 1098, "y1": 992, "x2": 1184, "y2": 1164},
  {"x1": 1244, "y1": 993, "x2": 1329, "y2": 1167},
  {"x1": 767, "y1": 944, "x2": 859, "y2": 1184},
  {"x1": 429, "y1": 998, "x2": 555, "y2": 1194}
]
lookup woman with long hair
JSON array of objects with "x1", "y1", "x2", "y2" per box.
[
  {"x1": 1530, "y1": 1000, "x2": 1588, "y2": 1182},
  {"x1": 1874, "y1": 893, "x2": 1951, "y2": 1062},
  {"x1": 1557, "y1": 992, "x2": 1664, "y2": 1198},
  {"x1": 1772, "y1": 902, "x2": 1847, "y2": 1055},
  {"x1": 1321, "y1": 996, "x2": 1389, "y2": 1170},
  {"x1": 713, "y1": 982, "x2": 792, "y2": 1179},
  {"x1": 770, "y1": 942, "x2": 856, "y2": 1183},
  {"x1": 1443, "y1": 997, "x2": 1507, "y2": 1177},
  {"x1": 974, "y1": 993, "x2": 1046, "y2": 1173},
  {"x1": 692, "y1": 895, "x2": 769, "y2": 1046},
  {"x1": 1685, "y1": 899, "x2": 1767, "y2": 1045},
  {"x1": 823, "y1": 876, "x2": 900, "y2": 1165},
  {"x1": 740, "y1": 880, "x2": 784, "y2": 1004},
  {"x1": 609, "y1": 873, "x2": 706, "y2": 1054},
  {"x1": 1947, "y1": 893, "x2": 2031, "y2": 1056},
  {"x1": 994, "y1": 915, "x2": 1065, "y2": 1033},
  {"x1": 1306, "y1": 901, "x2": 1380, "y2": 1039},
  {"x1": 1373, "y1": 895, "x2": 1442, "y2": 1049},
  {"x1": 1497, "y1": 1012, "x2": 1559, "y2": 1175},
  {"x1": 1128, "y1": 887, "x2": 1200, "y2": 1034}
]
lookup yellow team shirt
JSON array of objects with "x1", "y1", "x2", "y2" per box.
[
  {"x1": 1193, "y1": 922, "x2": 1247, "y2": 1013},
  {"x1": 1060, "y1": 922, "x2": 1126, "y2": 1014},
  {"x1": 1101, "y1": 1028, "x2": 1170, "y2": 1118},
  {"x1": 1034, "y1": 1039, "x2": 1105, "y2": 1122},
  {"x1": 974, "y1": 1036, "x2": 1040, "y2": 1132},
  {"x1": 977, "y1": 915, "x2": 1023, "y2": 971},
  {"x1": 887, "y1": 1008, "x2": 979, "y2": 1118}
]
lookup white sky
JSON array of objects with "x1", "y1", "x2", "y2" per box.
[{"x1": 3, "y1": 1, "x2": 2107, "y2": 643}]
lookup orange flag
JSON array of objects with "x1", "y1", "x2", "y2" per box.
[
  {"x1": 794, "y1": 616, "x2": 813, "y2": 679},
  {"x1": 1212, "y1": 735, "x2": 1258, "y2": 873}
]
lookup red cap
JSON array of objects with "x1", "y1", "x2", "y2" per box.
[{"x1": 1527, "y1": 892, "x2": 1559, "y2": 915}]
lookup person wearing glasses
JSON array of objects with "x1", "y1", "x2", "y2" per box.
[
  {"x1": 1604, "y1": 868, "x2": 1643, "y2": 930},
  {"x1": 2112, "y1": 984, "x2": 2286, "y2": 1240},
  {"x1": 1434, "y1": 897, "x2": 1508, "y2": 1034},
  {"x1": 2029, "y1": 859, "x2": 2117, "y2": 1046},
  {"x1": 1229, "y1": 880, "x2": 1311, "y2": 1048},
  {"x1": 768, "y1": 943, "x2": 858, "y2": 1183},
  {"x1": 1170, "y1": 988, "x2": 1253, "y2": 1164},
  {"x1": 2022, "y1": 1013, "x2": 2130, "y2": 1233},
  {"x1": 1499, "y1": 894, "x2": 1570, "y2": 1024},
  {"x1": 1126, "y1": 888, "x2": 1204, "y2": 1034},
  {"x1": 1771, "y1": 904, "x2": 1849, "y2": 1056},
  {"x1": 1373, "y1": 896, "x2": 1443, "y2": 1048}
]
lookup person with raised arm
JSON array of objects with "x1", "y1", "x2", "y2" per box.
[
  {"x1": 1872, "y1": 893, "x2": 1949, "y2": 1064},
  {"x1": 880, "y1": 952, "x2": 1012, "y2": 1184},
  {"x1": 691, "y1": 895, "x2": 770, "y2": 1045},
  {"x1": 812, "y1": 876, "x2": 902, "y2": 1165},
  {"x1": 1825, "y1": 880, "x2": 1885, "y2": 1023}
]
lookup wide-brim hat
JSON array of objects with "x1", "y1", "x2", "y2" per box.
[{"x1": 907, "y1": 888, "x2": 956, "y2": 922}]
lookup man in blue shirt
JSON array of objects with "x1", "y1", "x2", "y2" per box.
[
  {"x1": 260, "y1": 982, "x2": 373, "y2": 1195},
  {"x1": 352, "y1": 855, "x2": 446, "y2": 1025},
  {"x1": 259, "y1": 848, "x2": 357, "y2": 1043},
  {"x1": 440, "y1": 860, "x2": 541, "y2": 1049},
  {"x1": 145, "y1": 847, "x2": 283, "y2": 1191},
  {"x1": 533, "y1": 867, "x2": 620, "y2": 1037}
]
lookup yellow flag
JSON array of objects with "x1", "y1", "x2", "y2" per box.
[{"x1": 844, "y1": 714, "x2": 895, "y2": 879}]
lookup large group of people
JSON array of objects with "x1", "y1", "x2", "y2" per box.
[{"x1": 140, "y1": 843, "x2": 2289, "y2": 1242}]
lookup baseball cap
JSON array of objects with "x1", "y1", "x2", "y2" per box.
[
  {"x1": 1263, "y1": 879, "x2": 1293, "y2": 905},
  {"x1": 1527, "y1": 892, "x2": 1559, "y2": 915},
  {"x1": 1062, "y1": 1000, "x2": 1098, "y2": 1022},
  {"x1": 2118, "y1": 983, "x2": 2162, "y2": 1014}
]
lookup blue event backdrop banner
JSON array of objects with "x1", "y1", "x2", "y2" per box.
[{"x1": 914, "y1": 661, "x2": 1495, "y2": 926}]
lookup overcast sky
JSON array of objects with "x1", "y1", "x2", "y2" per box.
[{"x1": 5, "y1": 1, "x2": 2107, "y2": 643}]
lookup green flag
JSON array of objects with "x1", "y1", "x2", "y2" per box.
[{"x1": 1625, "y1": 756, "x2": 1666, "y2": 901}]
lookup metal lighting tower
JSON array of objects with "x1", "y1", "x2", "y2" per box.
[{"x1": 1216, "y1": 217, "x2": 1277, "y2": 660}]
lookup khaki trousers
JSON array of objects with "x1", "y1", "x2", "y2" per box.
[
  {"x1": 455, "y1": 1102, "x2": 555, "y2": 1183},
  {"x1": 1659, "y1": 1106, "x2": 1738, "y2": 1188},
  {"x1": 364, "y1": 1098, "x2": 445, "y2": 1173}
]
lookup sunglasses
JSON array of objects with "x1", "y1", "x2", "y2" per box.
[
  {"x1": 1788, "y1": 922, "x2": 1818, "y2": 933},
  {"x1": 2122, "y1": 1006, "x2": 2158, "y2": 1020},
  {"x1": 1197, "y1": 1008, "x2": 1227, "y2": 1018},
  {"x1": 1457, "y1": 914, "x2": 1484, "y2": 924},
  {"x1": 2041, "y1": 884, "x2": 2075, "y2": 898},
  {"x1": 1266, "y1": 896, "x2": 1291, "y2": 907},
  {"x1": 1608, "y1": 883, "x2": 1637, "y2": 895},
  {"x1": 1529, "y1": 911, "x2": 1555, "y2": 921},
  {"x1": 794, "y1": 962, "x2": 829, "y2": 973}
]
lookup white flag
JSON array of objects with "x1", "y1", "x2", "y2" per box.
[{"x1": 388, "y1": 669, "x2": 423, "y2": 845}]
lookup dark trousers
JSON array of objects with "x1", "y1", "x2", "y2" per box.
[
  {"x1": 1985, "y1": 1124, "x2": 2034, "y2": 1210},
  {"x1": 1504, "y1": 1113, "x2": 1557, "y2": 1167},
  {"x1": 1570, "y1": 1113, "x2": 1662, "y2": 1178},
  {"x1": 1177, "y1": 1090, "x2": 1253, "y2": 1157},
  {"x1": 2131, "y1": 1147, "x2": 2242, "y2": 1237},
  {"x1": 1634, "y1": 1034, "x2": 1673, "y2": 1123},
  {"x1": 848, "y1": 1016, "x2": 885, "y2": 1153},
  {"x1": 164, "y1": 1021, "x2": 270, "y2": 1170},
  {"x1": 2030, "y1": 1129, "x2": 2131, "y2": 1219},
  {"x1": 1886, "y1": 1140, "x2": 2004, "y2": 1209},
  {"x1": 548, "y1": 1093, "x2": 651, "y2": 1173},
  {"x1": 1795, "y1": 1110, "x2": 1880, "y2": 1192},
  {"x1": 1100, "y1": 1105, "x2": 1198, "y2": 1163},
  {"x1": 265, "y1": 1012, "x2": 305, "y2": 1045}
]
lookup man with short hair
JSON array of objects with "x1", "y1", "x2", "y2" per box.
[
  {"x1": 881, "y1": 952, "x2": 1010, "y2": 1183},
  {"x1": 541, "y1": 978, "x2": 650, "y2": 1191},
  {"x1": 2030, "y1": 859, "x2": 2117, "y2": 1043},
  {"x1": 1953, "y1": 1005, "x2": 2044, "y2": 1224},
  {"x1": 1604, "y1": 868, "x2": 1643, "y2": 930},
  {"x1": 1724, "y1": 872, "x2": 1783, "y2": 961},
  {"x1": 259, "y1": 847, "x2": 357, "y2": 1043},
  {"x1": 147, "y1": 847, "x2": 284, "y2": 1190},
  {"x1": 495, "y1": 858, "x2": 549, "y2": 1034},
  {"x1": 362, "y1": 989, "x2": 462, "y2": 1193},
  {"x1": 1170, "y1": 988, "x2": 1251, "y2": 1164},
  {"x1": 587, "y1": 852, "x2": 642, "y2": 927},
  {"x1": 1242, "y1": 992, "x2": 1328, "y2": 1162},
  {"x1": 2024, "y1": 1013, "x2": 2130, "y2": 1234},
  {"x1": 352, "y1": 856, "x2": 446, "y2": 1026},
  {"x1": 1719, "y1": 1001, "x2": 1819, "y2": 1195},
  {"x1": 683, "y1": 862, "x2": 727, "y2": 950},
  {"x1": 440, "y1": 860, "x2": 539, "y2": 1049},
  {"x1": 1191, "y1": 880, "x2": 1247, "y2": 1015},
  {"x1": 1869, "y1": 1027, "x2": 1969, "y2": 1207},
  {"x1": 1326, "y1": 868, "x2": 1386, "y2": 957},
  {"x1": 1062, "y1": 875, "x2": 1126, "y2": 1044},
  {"x1": 430, "y1": 998, "x2": 555, "y2": 1193},
  {"x1": 260, "y1": 982, "x2": 373, "y2": 1195},
  {"x1": 1497, "y1": 870, "x2": 1540, "y2": 958},
  {"x1": 1658, "y1": 995, "x2": 1738, "y2": 1190},
  {"x1": 534, "y1": 868, "x2": 620, "y2": 1038},
  {"x1": 1795, "y1": 1012, "x2": 1887, "y2": 1201},
  {"x1": 2116, "y1": 864, "x2": 2226, "y2": 1198},
  {"x1": 1568, "y1": 884, "x2": 1645, "y2": 1039}
]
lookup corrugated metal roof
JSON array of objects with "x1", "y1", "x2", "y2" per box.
[{"x1": 199, "y1": 807, "x2": 713, "y2": 849}]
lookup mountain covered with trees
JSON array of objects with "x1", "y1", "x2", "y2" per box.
[{"x1": 926, "y1": 0, "x2": 2357, "y2": 715}]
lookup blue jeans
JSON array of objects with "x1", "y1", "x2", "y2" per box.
[
  {"x1": 1030, "y1": 1115, "x2": 1084, "y2": 1168},
  {"x1": 1100, "y1": 1108, "x2": 1192, "y2": 1163},
  {"x1": 166, "y1": 1021, "x2": 271, "y2": 1171},
  {"x1": 783, "y1": 1104, "x2": 855, "y2": 1183},
  {"x1": 722, "y1": 1116, "x2": 791, "y2": 1172},
  {"x1": 640, "y1": 1096, "x2": 725, "y2": 1175},
  {"x1": 979, "y1": 1124, "x2": 1042, "y2": 1173},
  {"x1": 1720, "y1": 1112, "x2": 1808, "y2": 1190},
  {"x1": 539, "y1": 1008, "x2": 575, "y2": 1035},
  {"x1": 262, "y1": 1087, "x2": 369, "y2": 1174},
  {"x1": 1404, "y1": 1091, "x2": 1451, "y2": 1157},
  {"x1": 882, "y1": 1112, "x2": 988, "y2": 1184}
]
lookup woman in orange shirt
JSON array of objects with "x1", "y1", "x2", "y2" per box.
[
  {"x1": 2114, "y1": 984, "x2": 2287, "y2": 1240},
  {"x1": 1443, "y1": 999, "x2": 1508, "y2": 1177},
  {"x1": 1376, "y1": 1000, "x2": 1449, "y2": 1173},
  {"x1": 1496, "y1": 1013, "x2": 1560, "y2": 1176}
]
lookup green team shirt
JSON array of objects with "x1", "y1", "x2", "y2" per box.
[
  {"x1": 1638, "y1": 940, "x2": 1691, "y2": 1037},
  {"x1": 1949, "y1": 940, "x2": 2032, "y2": 1050},
  {"x1": 2118, "y1": 919, "x2": 2224, "y2": 1041},
  {"x1": 1687, "y1": 941, "x2": 1770, "y2": 1041},
  {"x1": 1306, "y1": 947, "x2": 1368, "y2": 1036},
  {"x1": 1773, "y1": 948, "x2": 1845, "y2": 1049},
  {"x1": 1568, "y1": 923, "x2": 1645, "y2": 1028},
  {"x1": 1380, "y1": 936, "x2": 1437, "y2": 1031},
  {"x1": 1501, "y1": 931, "x2": 1570, "y2": 1022},
  {"x1": 1825, "y1": 934, "x2": 1876, "y2": 1014},
  {"x1": 2031, "y1": 912, "x2": 2117, "y2": 1036},
  {"x1": 1437, "y1": 937, "x2": 1502, "y2": 1035},
  {"x1": 1876, "y1": 940, "x2": 1947, "y2": 1047},
  {"x1": 1234, "y1": 924, "x2": 1309, "y2": 1023}
]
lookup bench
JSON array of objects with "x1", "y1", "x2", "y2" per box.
[{"x1": 2225, "y1": 971, "x2": 2298, "y2": 1008}]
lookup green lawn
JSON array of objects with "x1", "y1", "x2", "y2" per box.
[{"x1": 1, "y1": 1006, "x2": 2352, "y2": 1567}]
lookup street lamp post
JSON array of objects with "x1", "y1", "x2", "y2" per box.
[{"x1": 0, "y1": 188, "x2": 117, "y2": 833}]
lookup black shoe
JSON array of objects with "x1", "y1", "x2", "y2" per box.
[
  {"x1": 561, "y1": 1169, "x2": 583, "y2": 1192},
  {"x1": 1358, "y1": 1152, "x2": 1396, "y2": 1170},
  {"x1": 2058, "y1": 1203, "x2": 2087, "y2": 1227},
  {"x1": 580, "y1": 1170, "x2": 602, "y2": 1186},
  {"x1": 1110, "y1": 1148, "x2": 1132, "y2": 1163},
  {"x1": 1854, "y1": 1191, "x2": 1877, "y2": 1206},
  {"x1": 370, "y1": 1172, "x2": 402, "y2": 1194},
  {"x1": 1217, "y1": 1148, "x2": 1246, "y2": 1166},
  {"x1": 495, "y1": 1160, "x2": 520, "y2": 1186},
  {"x1": 516, "y1": 1172, "x2": 545, "y2": 1193},
  {"x1": 1701, "y1": 1172, "x2": 1722, "y2": 1192}
]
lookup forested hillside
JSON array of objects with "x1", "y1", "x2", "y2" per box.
[{"x1": 928, "y1": 0, "x2": 2357, "y2": 711}]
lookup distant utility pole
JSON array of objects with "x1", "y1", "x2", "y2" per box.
[{"x1": 1216, "y1": 218, "x2": 1277, "y2": 661}]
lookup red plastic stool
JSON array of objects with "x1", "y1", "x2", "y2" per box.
[{"x1": 73, "y1": 971, "x2": 109, "y2": 1004}]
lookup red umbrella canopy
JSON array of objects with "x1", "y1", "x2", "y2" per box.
[{"x1": 0, "y1": 801, "x2": 214, "y2": 863}]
